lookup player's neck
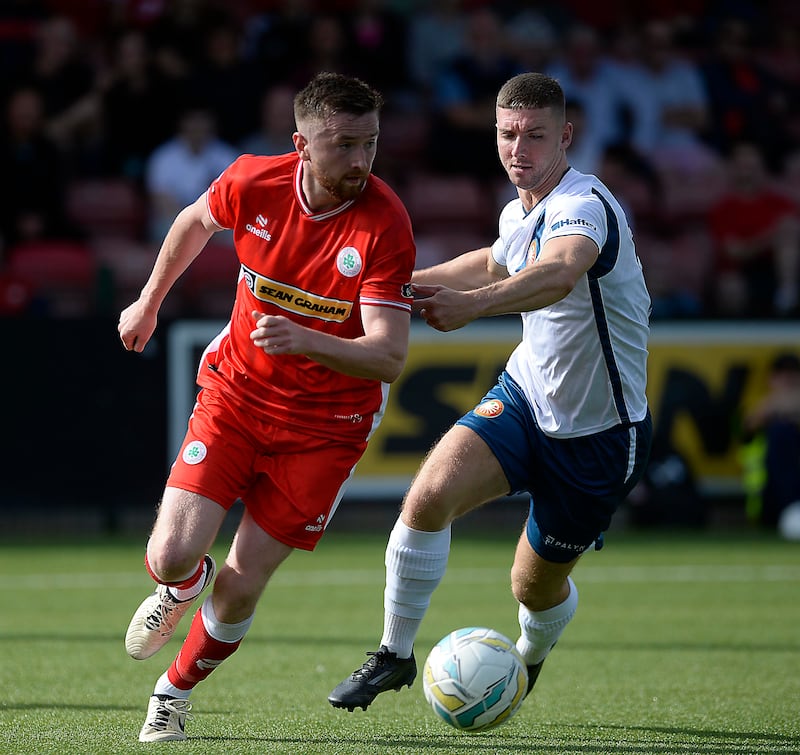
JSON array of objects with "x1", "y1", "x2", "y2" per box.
[
  {"x1": 300, "y1": 164, "x2": 352, "y2": 213},
  {"x1": 301, "y1": 184, "x2": 343, "y2": 213},
  {"x1": 519, "y1": 165, "x2": 570, "y2": 212}
]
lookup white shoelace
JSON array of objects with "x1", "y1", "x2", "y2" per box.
[{"x1": 150, "y1": 697, "x2": 192, "y2": 730}]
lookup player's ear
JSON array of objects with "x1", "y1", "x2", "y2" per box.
[
  {"x1": 561, "y1": 121, "x2": 573, "y2": 150},
  {"x1": 293, "y1": 131, "x2": 310, "y2": 160}
]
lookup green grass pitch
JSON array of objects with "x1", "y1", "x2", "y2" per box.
[{"x1": 0, "y1": 526, "x2": 798, "y2": 754}]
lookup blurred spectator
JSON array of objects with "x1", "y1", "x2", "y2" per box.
[
  {"x1": 185, "y1": 19, "x2": 260, "y2": 145},
  {"x1": 0, "y1": 0, "x2": 48, "y2": 84},
  {"x1": 405, "y1": 0, "x2": 467, "y2": 100},
  {"x1": 285, "y1": 12, "x2": 362, "y2": 89},
  {"x1": 633, "y1": 229, "x2": 708, "y2": 321},
  {"x1": 626, "y1": 19, "x2": 718, "y2": 173},
  {"x1": 347, "y1": 0, "x2": 411, "y2": 97},
  {"x1": 505, "y1": 6, "x2": 557, "y2": 74},
  {"x1": 565, "y1": 98, "x2": 602, "y2": 175},
  {"x1": 706, "y1": 141, "x2": 800, "y2": 318},
  {"x1": 596, "y1": 142, "x2": 662, "y2": 232},
  {"x1": 546, "y1": 24, "x2": 632, "y2": 162},
  {"x1": 15, "y1": 14, "x2": 95, "y2": 155},
  {"x1": 0, "y1": 86, "x2": 73, "y2": 253},
  {"x1": 427, "y1": 6, "x2": 520, "y2": 179},
  {"x1": 245, "y1": 0, "x2": 313, "y2": 85},
  {"x1": 97, "y1": 28, "x2": 181, "y2": 180},
  {"x1": 740, "y1": 352, "x2": 800, "y2": 528},
  {"x1": 757, "y1": 19, "x2": 800, "y2": 150},
  {"x1": 145, "y1": 0, "x2": 229, "y2": 82},
  {"x1": 699, "y1": 16, "x2": 792, "y2": 167},
  {"x1": 594, "y1": 139, "x2": 713, "y2": 320},
  {"x1": 144, "y1": 105, "x2": 238, "y2": 242},
  {"x1": 239, "y1": 83, "x2": 296, "y2": 157},
  {"x1": 757, "y1": 21, "x2": 800, "y2": 90}
]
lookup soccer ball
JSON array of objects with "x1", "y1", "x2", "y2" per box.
[
  {"x1": 422, "y1": 627, "x2": 528, "y2": 732},
  {"x1": 778, "y1": 501, "x2": 800, "y2": 541}
]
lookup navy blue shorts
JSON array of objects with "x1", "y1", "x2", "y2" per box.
[{"x1": 456, "y1": 372, "x2": 652, "y2": 563}]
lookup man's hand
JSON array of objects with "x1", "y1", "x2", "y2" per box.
[
  {"x1": 118, "y1": 299, "x2": 158, "y2": 352},
  {"x1": 411, "y1": 284, "x2": 478, "y2": 332},
  {"x1": 250, "y1": 311, "x2": 309, "y2": 355}
]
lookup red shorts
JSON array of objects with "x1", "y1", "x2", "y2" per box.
[{"x1": 167, "y1": 388, "x2": 368, "y2": 550}]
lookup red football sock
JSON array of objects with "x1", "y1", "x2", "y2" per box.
[{"x1": 167, "y1": 609, "x2": 242, "y2": 690}]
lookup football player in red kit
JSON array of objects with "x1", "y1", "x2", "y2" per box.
[{"x1": 118, "y1": 72, "x2": 415, "y2": 742}]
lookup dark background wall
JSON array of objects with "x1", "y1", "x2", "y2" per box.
[{"x1": 1, "y1": 317, "x2": 167, "y2": 518}]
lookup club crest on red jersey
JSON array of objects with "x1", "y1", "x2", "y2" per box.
[{"x1": 337, "y1": 247, "x2": 362, "y2": 277}]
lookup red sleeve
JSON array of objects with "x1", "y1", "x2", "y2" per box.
[
  {"x1": 360, "y1": 195, "x2": 415, "y2": 313},
  {"x1": 205, "y1": 157, "x2": 244, "y2": 230}
]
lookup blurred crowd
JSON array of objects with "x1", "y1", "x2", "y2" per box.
[{"x1": 1, "y1": 0, "x2": 800, "y2": 320}]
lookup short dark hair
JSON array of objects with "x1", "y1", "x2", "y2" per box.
[
  {"x1": 496, "y1": 72, "x2": 565, "y2": 115},
  {"x1": 294, "y1": 72, "x2": 384, "y2": 125}
]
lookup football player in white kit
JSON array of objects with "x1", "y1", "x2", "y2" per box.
[{"x1": 329, "y1": 72, "x2": 653, "y2": 712}]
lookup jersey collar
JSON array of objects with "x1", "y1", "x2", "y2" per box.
[{"x1": 293, "y1": 158, "x2": 356, "y2": 221}]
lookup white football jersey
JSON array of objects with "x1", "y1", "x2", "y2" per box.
[{"x1": 492, "y1": 168, "x2": 651, "y2": 437}]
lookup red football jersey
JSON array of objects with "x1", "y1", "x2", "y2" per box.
[
  {"x1": 197, "y1": 153, "x2": 415, "y2": 441},
  {"x1": 708, "y1": 189, "x2": 798, "y2": 271}
]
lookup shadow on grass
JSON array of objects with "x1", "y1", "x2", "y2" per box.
[
  {"x1": 0, "y1": 702, "x2": 141, "y2": 712},
  {"x1": 576, "y1": 723, "x2": 800, "y2": 753},
  {"x1": 2, "y1": 704, "x2": 797, "y2": 753},
  {"x1": 199, "y1": 734, "x2": 537, "y2": 752},
  {"x1": 191, "y1": 726, "x2": 800, "y2": 755}
]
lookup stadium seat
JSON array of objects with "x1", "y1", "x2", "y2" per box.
[
  {"x1": 780, "y1": 151, "x2": 800, "y2": 205},
  {"x1": 65, "y1": 178, "x2": 146, "y2": 239},
  {"x1": 374, "y1": 109, "x2": 430, "y2": 174},
  {"x1": 400, "y1": 172, "x2": 495, "y2": 236},
  {"x1": 90, "y1": 237, "x2": 161, "y2": 314},
  {"x1": 181, "y1": 239, "x2": 241, "y2": 317},
  {"x1": 415, "y1": 230, "x2": 493, "y2": 268},
  {"x1": 0, "y1": 272, "x2": 33, "y2": 315},
  {"x1": 6, "y1": 240, "x2": 97, "y2": 317},
  {"x1": 634, "y1": 227, "x2": 713, "y2": 317},
  {"x1": 655, "y1": 157, "x2": 727, "y2": 221}
]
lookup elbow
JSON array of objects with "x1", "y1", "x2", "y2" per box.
[
  {"x1": 377, "y1": 345, "x2": 408, "y2": 383},
  {"x1": 553, "y1": 269, "x2": 582, "y2": 301},
  {"x1": 380, "y1": 354, "x2": 407, "y2": 383}
]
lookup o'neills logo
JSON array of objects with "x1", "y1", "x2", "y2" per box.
[
  {"x1": 474, "y1": 399, "x2": 504, "y2": 418},
  {"x1": 241, "y1": 263, "x2": 353, "y2": 322},
  {"x1": 245, "y1": 213, "x2": 272, "y2": 240}
]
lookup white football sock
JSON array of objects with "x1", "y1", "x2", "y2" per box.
[
  {"x1": 153, "y1": 672, "x2": 190, "y2": 700},
  {"x1": 516, "y1": 576, "x2": 578, "y2": 665},
  {"x1": 150, "y1": 599, "x2": 253, "y2": 700},
  {"x1": 146, "y1": 540, "x2": 209, "y2": 602},
  {"x1": 169, "y1": 559, "x2": 211, "y2": 603},
  {"x1": 200, "y1": 595, "x2": 253, "y2": 643},
  {"x1": 380, "y1": 518, "x2": 451, "y2": 658}
]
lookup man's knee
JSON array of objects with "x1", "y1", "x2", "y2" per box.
[
  {"x1": 400, "y1": 480, "x2": 459, "y2": 531},
  {"x1": 510, "y1": 541, "x2": 576, "y2": 610},
  {"x1": 146, "y1": 536, "x2": 205, "y2": 582},
  {"x1": 510, "y1": 560, "x2": 537, "y2": 607}
]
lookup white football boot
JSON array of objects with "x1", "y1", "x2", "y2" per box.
[
  {"x1": 139, "y1": 695, "x2": 192, "y2": 742},
  {"x1": 125, "y1": 554, "x2": 216, "y2": 660}
]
